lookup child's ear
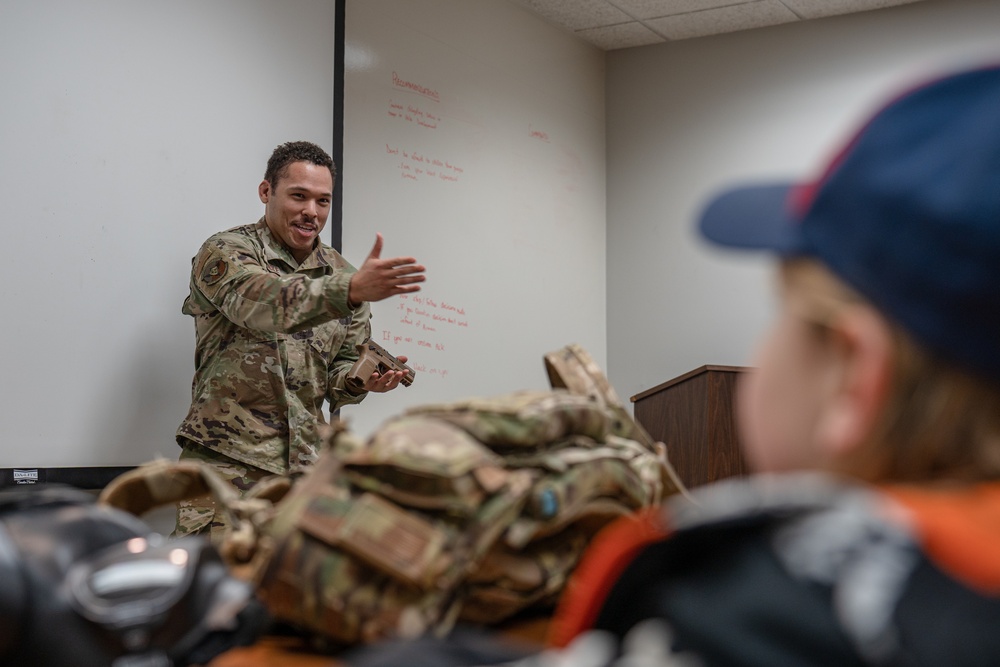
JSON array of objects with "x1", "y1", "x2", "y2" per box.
[{"x1": 815, "y1": 305, "x2": 895, "y2": 460}]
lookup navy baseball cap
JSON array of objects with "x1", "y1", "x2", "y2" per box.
[{"x1": 699, "y1": 64, "x2": 1000, "y2": 384}]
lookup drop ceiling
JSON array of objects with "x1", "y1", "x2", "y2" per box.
[{"x1": 510, "y1": 0, "x2": 929, "y2": 50}]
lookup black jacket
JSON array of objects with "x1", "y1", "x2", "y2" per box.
[{"x1": 554, "y1": 473, "x2": 1000, "y2": 666}]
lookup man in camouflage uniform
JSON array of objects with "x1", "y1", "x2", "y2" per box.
[{"x1": 174, "y1": 141, "x2": 425, "y2": 539}]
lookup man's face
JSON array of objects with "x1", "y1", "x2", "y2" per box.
[{"x1": 259, "y1": 160, "x2": 333, "y2": 262}]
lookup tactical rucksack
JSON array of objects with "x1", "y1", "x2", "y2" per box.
[{"x1": 100, "y1": 344, "x2": 685, "y2": 646}]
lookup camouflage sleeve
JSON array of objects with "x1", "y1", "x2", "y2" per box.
[
  {"x1": 190, "y1": 234, "x2": 355, "y2": 333},
  {"x1": 327, "y1": 301, "x2": 373, "y2": 410}
]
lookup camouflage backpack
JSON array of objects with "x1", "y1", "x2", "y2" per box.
[{"x1": 100, "y1": 344, "x2": 685, "y2": 646}]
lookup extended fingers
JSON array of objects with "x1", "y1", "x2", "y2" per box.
[
  {"x1": 382, "y1": 259, "x2": 426, "y2": 289},
  {"x1": 382, "y1": 258, "x2": 425, "y2": 275},
  {"x1": 382, "y1": 255, "x2": 418, "y2": 267},
  {"x1": 393, "y1": 273, "x2": 426, "y2": 285},
  {"x1": 351, "y1": 249, "x2": 426, "y2": 303}
]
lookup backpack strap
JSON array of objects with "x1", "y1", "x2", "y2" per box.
[
  {"x1": 97, "y1": 457, "x2": 273, "y2": 565},
  {"x1": 544, "y1": 344, "x2": 693, "y2": 503},
  {"x1": 98, "y1": 458, "x2": 240, "y2": 516}
]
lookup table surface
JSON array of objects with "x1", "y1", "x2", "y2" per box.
[
  {"x1": 209, "y1": 636, "x2": 341, "y2": 667},
  {"x1": 208, "y1": 617, "x2": 550, "y2": 667}
]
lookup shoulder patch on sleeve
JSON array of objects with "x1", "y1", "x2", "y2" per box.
[{"x1": 201, "y1": 258, "x2": 229, "y2": 285}]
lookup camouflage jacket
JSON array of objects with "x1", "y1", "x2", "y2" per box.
[{"x1": 176, "y1": 218, "x2": 371, "y2": 475}]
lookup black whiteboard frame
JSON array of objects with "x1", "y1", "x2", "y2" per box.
[{"x1": 331, "y1": 0, "x2": 346, "y2": 254}]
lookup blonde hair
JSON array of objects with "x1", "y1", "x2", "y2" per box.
[{"x1": 782, "y1": 259, "x2": 1000, "y2": 484}]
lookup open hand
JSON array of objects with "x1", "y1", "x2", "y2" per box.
[{"x1": 348, "y1": 233, "x2": 426, "y2": 305}]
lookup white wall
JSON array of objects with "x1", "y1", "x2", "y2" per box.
[
  {"x1": 0, "y1": 0, "x2": 336, "y2": 467},
  {"x1": 606, "y1": 0, "x2": 1000, "y2": 407}
]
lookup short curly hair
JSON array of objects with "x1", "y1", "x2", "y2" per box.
[{"x1": 264, "y1": 141, "x2": 337, "y2": 188}]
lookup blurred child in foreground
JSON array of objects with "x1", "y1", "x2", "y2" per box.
[
  {"x1": 348, "y1": 64, "x2": 1000, "y2": 666},
  {"x1": 547, "y1": 63, "x2": 1000, "y2": 667}
]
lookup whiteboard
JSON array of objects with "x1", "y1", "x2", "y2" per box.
[
  {"x1": 0, "y1": 0, "x2": 338, "y2": 468},
  {"x1": 339, "y1": 0, "x2": 608, "y2": 440}
]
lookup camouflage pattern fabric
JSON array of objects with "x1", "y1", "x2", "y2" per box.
[
  {"x1": 402, "y1": 390, "x2": 612, "y2": 448},
  {"x1": 545, "y1": 343, "x2": 655, "y2": 446},
  {"x1": 238, "y1": 381, "x2": 680, "y2": 646},
  {"x1": 111, "y1": 345, "x2": 684, "y2": 648},
  {"x1": 248, "y1": 424, "x2": 537, "y2": 645},
  {"x1": 176, "y1": 218, "x2": 371, "y2": 475},
  {"x1": 172, "y1": 441, "x2": 273, "y2": 543}
]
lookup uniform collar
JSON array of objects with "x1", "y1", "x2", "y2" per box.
[{"x1": 254, "y1": 217, "x2": 332, "y2": 271}]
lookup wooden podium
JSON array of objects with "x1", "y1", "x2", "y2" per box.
[{"x1": 630, "y1": 365, "x2": 751, "y2": 489}]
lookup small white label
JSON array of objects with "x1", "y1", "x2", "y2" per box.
[{"x1": 13, "y1": 469, "x2": 39, "y2": 484}]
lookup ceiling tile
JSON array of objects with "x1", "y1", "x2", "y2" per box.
[
  {"x1": 510, "y1": 0, "x2": 932, "y2": 50},
  {"x1": 611, "y1": 0, "x2": 751, "y2": 20},
  {"x1": 575, "y1": 21, "x2": 667, "y2": 50},
  {"x1": 645, "y1": 0, "x2": 799, "y2": 40},
  {"x1": 778, "y1": 0, "x2": 926, "y2": 20},
  {"x1": 513, "y1": 0, "x2": 632, "y2": 30}
]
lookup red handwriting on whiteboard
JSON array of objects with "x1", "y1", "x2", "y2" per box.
[
  {"x1": 391, "y1": 72, "x2": 440, "y2": 102},
  {"x1": 384, "y1": 143, "x2": 465, "y2": 183},
  {"x1": 387, "y1": 99, "x2": 440, "y2": 129},
  {"x1": 529, "y1": 124, "x2": 551, "y2": 142},
  {"x1": 389, "y1": 293, "x2": 470, "y2": 368},
  {"x1": 396, "y1": 294, "x2": 469, "y2": 331},
  {"x1": 380, "y1": 327, "x2": 451, "y2": 379}
]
